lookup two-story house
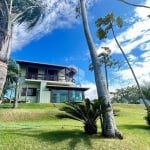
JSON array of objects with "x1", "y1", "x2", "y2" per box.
[{"x1": 16, "y1": 60, "x2": 88, "y2": 103}]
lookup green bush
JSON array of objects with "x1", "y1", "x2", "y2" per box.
[
  {"x1": 57, "y1": 99, "x2": 101, "y2": 134},
  {"x1": 145, "y1": 107, "x2": 150, "y2": 126}
]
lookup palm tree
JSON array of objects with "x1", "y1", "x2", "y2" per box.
[
  {"x1": 58, "y1": 99, "x2": 100, "y2": 134},
  {"x1": 0, "y1": 0, "x2": 44, "y2": 97},
  {"x1": 89, "y1": 47, "x2": 121, "y2": 91},
  {"x1": 2, "y1": 59, "x2": 19, "y2": 97},
  {"x1": 96, "y1": 13, "x2": 149, "y2": 109},
  {"x1": 79, "y1": 0, "x2": 123, "y2": 138},
  {"x1": 2, "y1": 59, "x2": 20, "y2": 108}
]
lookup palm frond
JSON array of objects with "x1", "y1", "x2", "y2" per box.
[
  {"x1": 12, "y1": 0, "x2": 44, "y2": 29},
  {"x1": 59, "y1": 99, "x2": 101, "y2": 124}
]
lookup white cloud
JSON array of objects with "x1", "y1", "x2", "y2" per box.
[
  {"x1": 81, "y1": 81, "x2": 98, "y2": 100},
  {"x1": 12, "y1": 0, "x2": 95, "y2": 51},
  {"x1": 97, "y1": 0, "x2": 150, "y2": 54},
  {"x1": 96, "y1": 0, "x2": 150, "y2": 92},
  {"x1": 127, "y1": 54, "x2": 138, "y2": 62}
]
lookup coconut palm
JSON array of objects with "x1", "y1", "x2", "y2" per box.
[
  {"x1": 79, "y1": 0, "x2": 122, "y2": 138},
  {"x1": 0, "y1": 0, "x2": 44, "y2": 97},
  {"x1": 58, "y1": 99, "x2": 100, "y2": 134},
  {"x1": 89, "y1": 47, "x2": 121, "y2": 91},
  {"x1": 96, "y1": 13, "x2": 149, "y2": 109}
]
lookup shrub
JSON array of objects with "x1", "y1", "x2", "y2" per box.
[
  {"x1": 145, "y1": 107, "x2": 150, "y2": 126},
  {"x1": 57, "y1": 99, "x2": 101, "y2": 134}
]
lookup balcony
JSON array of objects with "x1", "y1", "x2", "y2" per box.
[{"x1": 25, "y1": 73, "x2": 75, "y2": 83}]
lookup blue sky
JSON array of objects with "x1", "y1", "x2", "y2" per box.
[{"x1": 11, "y1": 0, "x2": 150, "y2": 99}]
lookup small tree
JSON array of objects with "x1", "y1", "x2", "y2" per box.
[
  {"x1": 58, "y1": 99, "x2": 100, "y2": 134},
  {"x1": 112, "y1": 86, "x2": 140, "y2": 104},
  {"x1": 2, "y1": 59, "x2": 20, "y2": 108},
  {"x1": 2, "y1": 59, "x2": 19, "y2": 97}
]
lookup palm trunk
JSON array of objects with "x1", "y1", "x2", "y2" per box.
[
  {"x1": 111, "y1": 25, "x2": 149, "y2": 110},
  {"x1": 104, "y1": 57, "x2": 109, "y2": 90},
  {"x1": 0, "y1": 0, "x2": 13, "y2": 98},
  {"x1": 0, "y1": 31, "x2": 12, "y2": 98},
  {"x1": 80, "y1": 0, "x2": 122, "y2": 138},
  {"x1": 0, "y1": 61, "x2": 7, "y2": 98},
  {"x1": 13, "y1": 78, "x2": 19, "y2": 108}
]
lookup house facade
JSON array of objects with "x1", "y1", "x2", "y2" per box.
[{"x1": 16, "y1": 60, "x2": 88, "y2": 103}]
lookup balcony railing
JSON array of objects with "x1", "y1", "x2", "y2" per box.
[{"x1": 25, "y1": 73, "x2": 75, "y2": 83}]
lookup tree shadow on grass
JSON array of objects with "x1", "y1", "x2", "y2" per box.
[
  {"x1": 119, "y1": 124, "x2": 150, "y2": 130},
  {"x1": 39, "y1": 130, "x2": 93, "y2": 149},
  {"x1": 12, "y1": 129, "x2": 101, "y2": 149},
  {"x1": 0, "y1": 103, "x2": 12, "y2": 109}
]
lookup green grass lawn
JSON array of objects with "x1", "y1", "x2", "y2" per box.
[{"x1": 0, "y1": 103, "x2": 149, "y2": 150}]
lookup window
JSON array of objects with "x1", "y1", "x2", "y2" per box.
[
  {"x1": 21, "y1": 88, "x2": 37, "y2": 96},
  {"x1": 45, "y1": 69, "x2": 58, "y2": 81},
  {"x1": 27, "y1": 68, "x2": 38, "y2": 79},
  {"x1": 69, "y1": 90, "x2": 83, "y2": 102},
  {"x1": 52, "y1": 90, "x2": 68, "y2": 103},
  {"x1": 51, "y1": 89, "x2": 83, "y2": 103}
]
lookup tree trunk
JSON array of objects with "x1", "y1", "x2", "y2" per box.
[
  {"x1": 104, "y1": 57, "x2": 109, "y2": 90},
  {"x1": 0, "y1": 61, "x2": 7, "y2": 98},
  {"x1": 79, "y1": 0, "x2": 123, "y2": 138},
  {"x1": 0, "y1": 0, "x2": 13, "y2": 98},
  {"x1": 0, "y1": 33, "x2": 12, "y2": 98},
  {"x1": 13, "y1": 78, "x2": 19, "y2": 108},
  {"x1": 84, "y1": 123, "x2": 97, "y2": 134}
]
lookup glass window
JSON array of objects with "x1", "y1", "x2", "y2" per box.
[
  {"x1": 69, "y1": 90, "x2": 83, "y2": 102},
  {"x1": 21, "y1": 88, "x2": 37, "y2": 96},
  {"x1": 51, "y1": 89, "x2": 83, "y2": 103},
  {"x1": 52, "y1": 90, "x2": 68, "y2": 103}
]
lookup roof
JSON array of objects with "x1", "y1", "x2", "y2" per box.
[{"x1": 16, "y1": 60, "x2": 77, "y2": 73}]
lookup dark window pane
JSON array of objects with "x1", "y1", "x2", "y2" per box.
[{"x1": 21, "y1": 88, "x2": 37, "y2": 96}]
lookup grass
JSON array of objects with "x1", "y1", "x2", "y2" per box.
[{"x1": 0, "y1": 103, "x2": 150, "y2": 150}]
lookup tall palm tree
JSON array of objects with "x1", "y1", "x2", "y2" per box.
[
  {"x1": 79, "y1": 0, "x2": 122, "y2": 138},
  {"x1": 0, "y1": 0, "x2": 44, "y2": 97},
  {"x1": 96, "y1": 13, "x2": 149, "y2": 109}
]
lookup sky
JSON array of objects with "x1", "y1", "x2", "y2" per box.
[{"x1": 11, "y1": 0, "x2": 150, "y2": 99}]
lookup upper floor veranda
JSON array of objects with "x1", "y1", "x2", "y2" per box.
[{"x1": 17, "y1": 60, "x2": 77, "y2": 83}]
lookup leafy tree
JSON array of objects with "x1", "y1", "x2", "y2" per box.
[
  {"x1": 95, "y1": 13, "x2": 149, "y2": 109},
  {"x1": 112, "y1": 86, "x2": 140, "y2": 104},
  {"x1": 0, "y1": 0, "x2": 44, "y2": 97},
  {"x1": 79, "y1": 0, "x2": 123, "y2": 138},
  {"x1": 2, "y1": 59, "x2": 19, "y2": 97},
  {"x1": 141, "y1": 83, "x2": 150, "y2": 101},
  {"x1": 2, "y1": 59, "x2": 20, "y2": 108},
  {"x1": 58, "y1": 99, "x2": 100, "y2": 134}
]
